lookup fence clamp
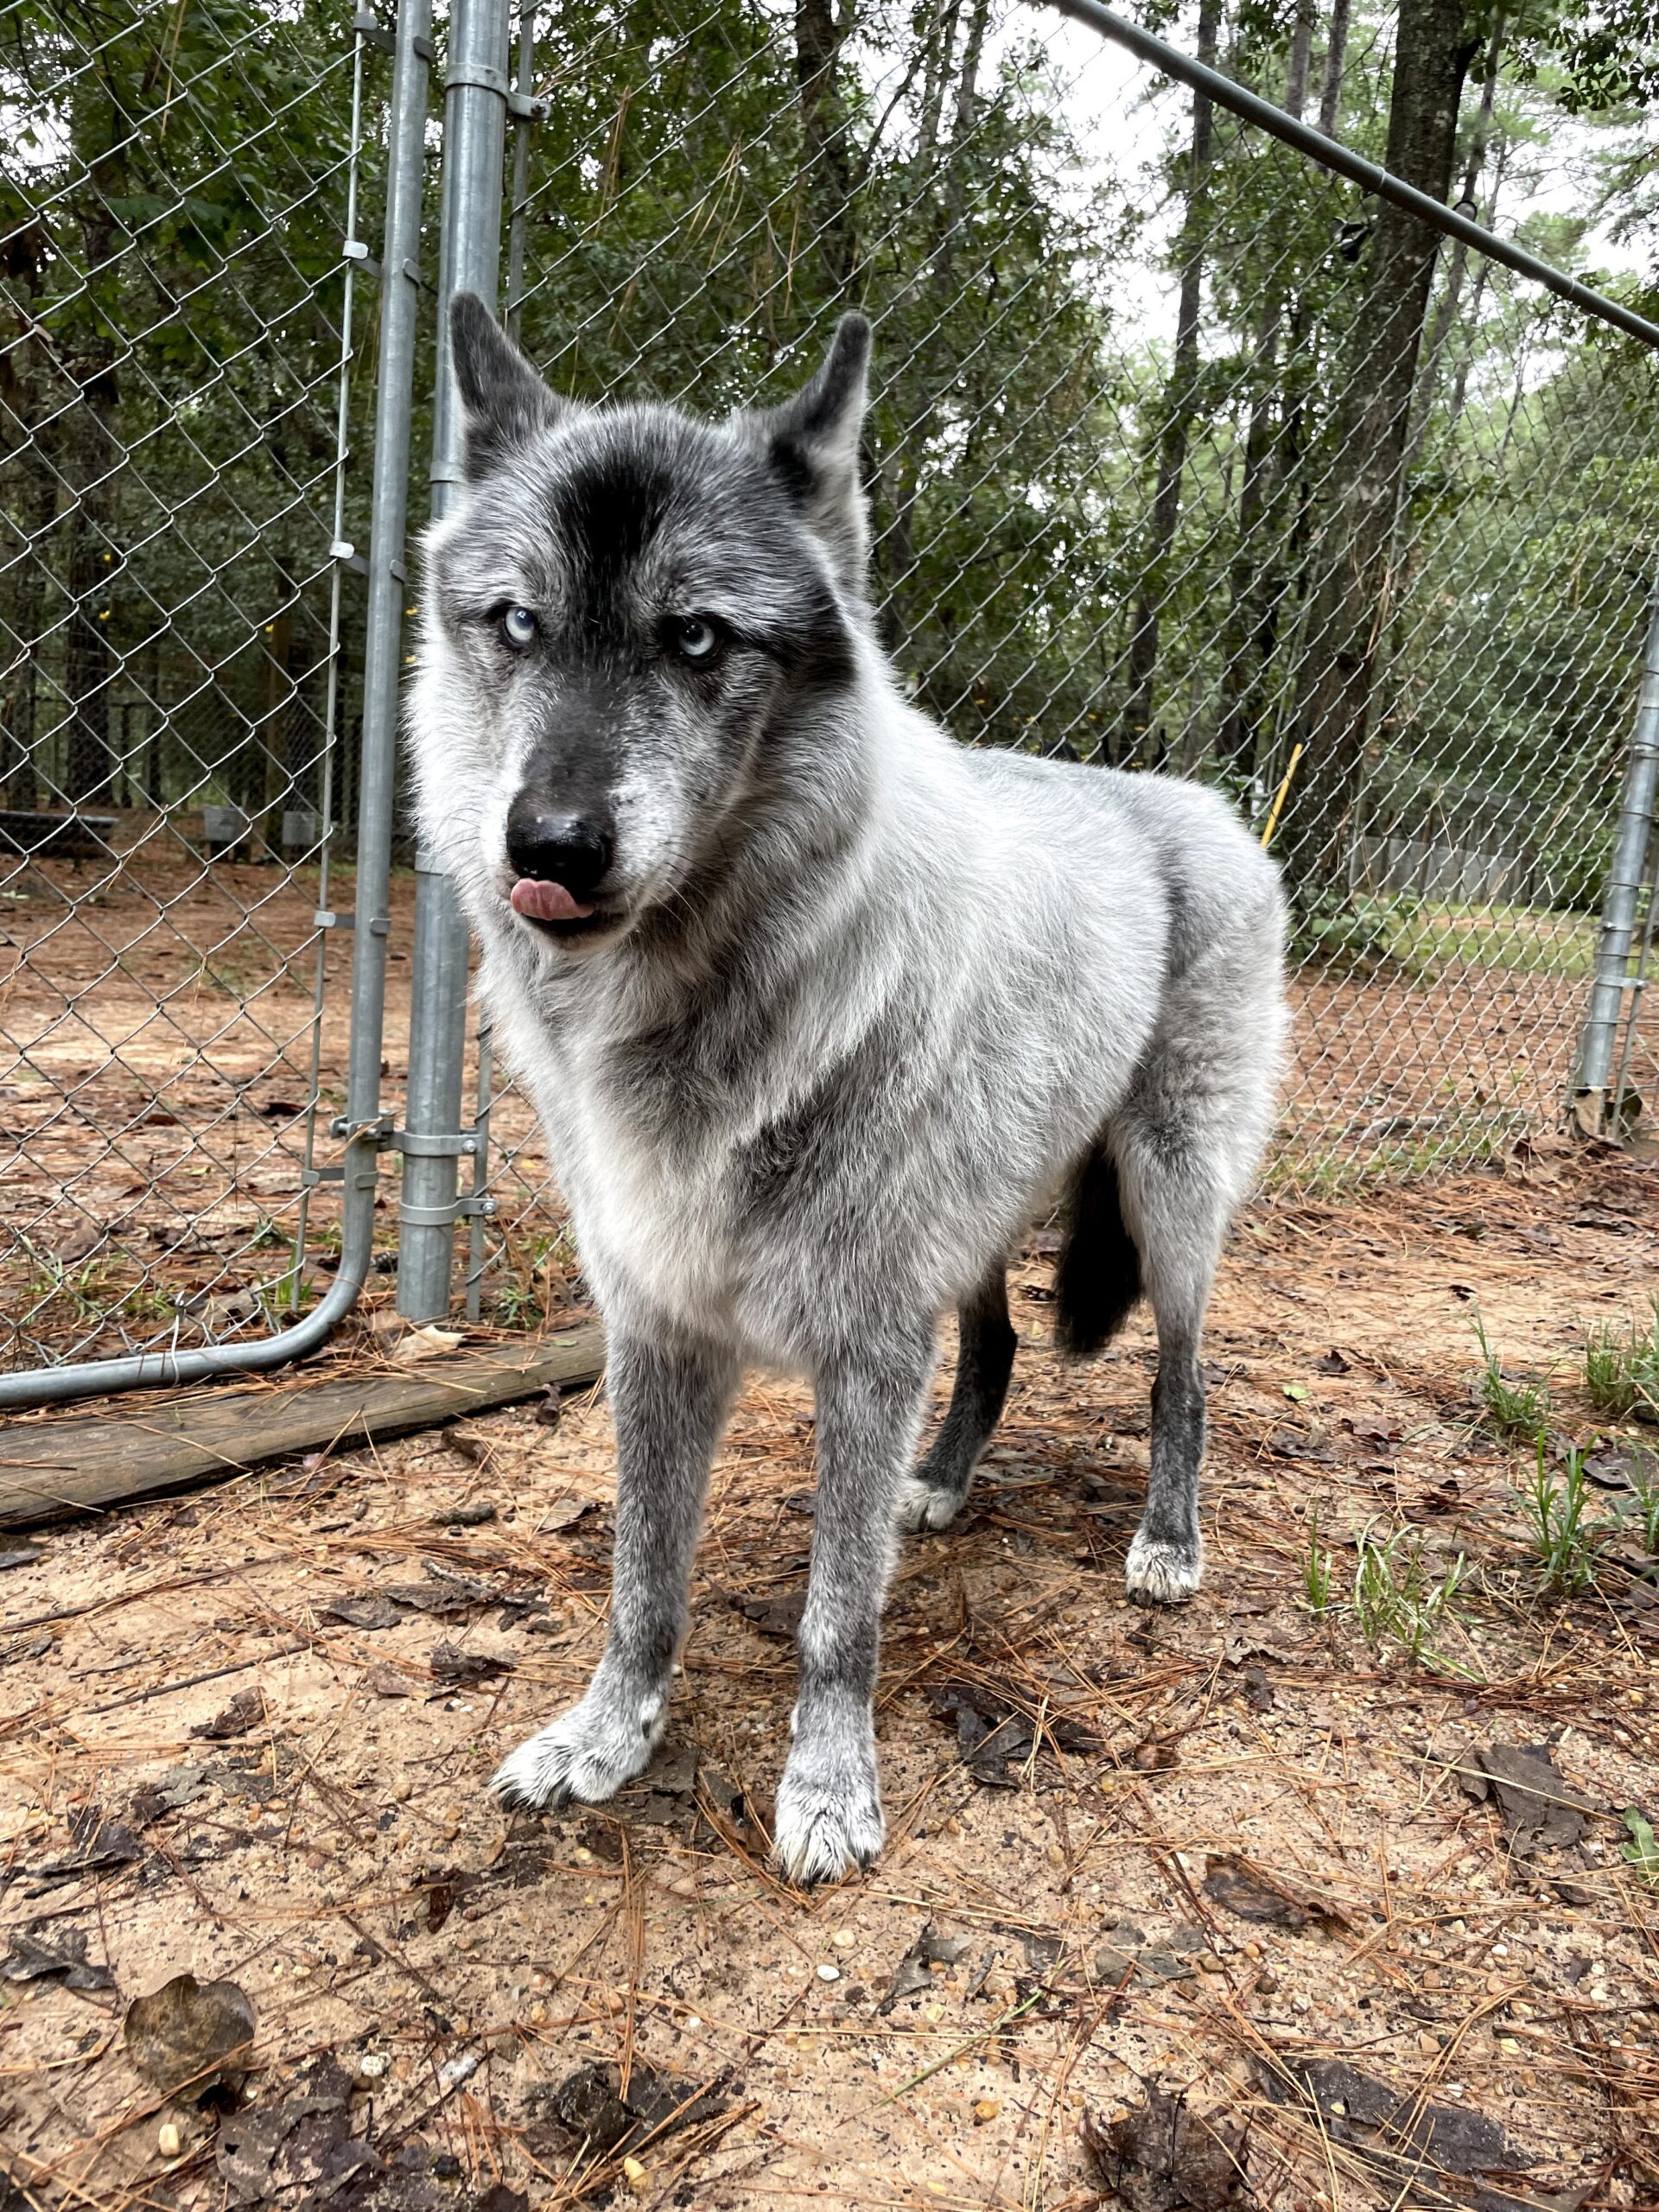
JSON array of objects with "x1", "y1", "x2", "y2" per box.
[
  {"x1": 508, "y1": 90, "x2": 549, "y2": 122},
  {"x1": 352, "y1": 10, "x2": 432, "y2": 61},
  {"x1": 401, "y1": 1194, "x2": 499, "y2": 1227},
  {"x1": 389, "y1": 1128, "x2": 482, "y2": 1159}
]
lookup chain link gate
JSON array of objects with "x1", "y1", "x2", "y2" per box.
[
  {"x1": 0, "y1": 0, "x2": 432, "y2": 1403},
  {"x1": 4, "y1": 0, "x2": 1657, "y2": 1402}
]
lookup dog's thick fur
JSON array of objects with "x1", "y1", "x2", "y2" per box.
[{"x1": 408, "y1": 297, "x2": 1287, "y2": 1884}]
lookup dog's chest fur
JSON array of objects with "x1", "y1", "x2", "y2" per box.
[{"x1": 474, "y1": 742, "x2": 1183, "y2": 1368}]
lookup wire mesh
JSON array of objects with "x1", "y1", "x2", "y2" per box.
[
  {"x1": 460, "y1": 0, "x2": 1659, "y2": 1325},
  {"x1": 5, "y1": 0, "x2": 1656, "y2": 1367},
  {"x1": 0, "y1": 0, "x2": 391, "y2": 1371}
]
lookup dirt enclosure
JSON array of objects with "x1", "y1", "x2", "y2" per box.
[{"x1": 3, "y1": 1140, "x2": 1658, "y2": 2212}]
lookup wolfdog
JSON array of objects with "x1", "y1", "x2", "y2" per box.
[{"x1": 408, "y1": 296, "x2": 1286, "y2": 1883}]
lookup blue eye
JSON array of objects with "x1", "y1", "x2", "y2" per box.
[
  {"x1": 501, "y1": 604, "x2": 538, "y2": 649},
  {"x1": 671, "y1": 615, "x2": 719, "y2": 661}
]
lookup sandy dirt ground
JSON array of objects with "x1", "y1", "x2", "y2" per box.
[{"x1": 3, "y1": 1136, "x2": 1657, "y2": 2212}]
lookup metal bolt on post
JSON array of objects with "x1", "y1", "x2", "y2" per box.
[
  {"x1": 396, "y1": 0, "x2": 515, "y2": 1325},
  {"x1": 1573, "y1": 570, "x2": 1659, "y2": 1138}
]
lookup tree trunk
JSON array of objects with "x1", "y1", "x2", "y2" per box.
[
  {"x1": 1287, "y1": 0, "x2": 1478, "y2": 899},
  {"x1": 60, "y1": 369, "x2": 118, "y2": 807},
  {"x1": 1403, "y1": 12, "x2": 1504, "y2": 475},
  {"x1": 1119, "y1": 0, "x2": 1219, "y2": 768},
  {"x1": 61, "y1": 53, "x2": 124, "y2": 808},
  {"x1": 1217, "y1": 0, "x2": 1314, "y2": 782},
  {"x1": 795, "y1": 0, "x2": 856, "y2": 300},
  {"x1": 1, "y1": 431, "x2": 54, "y2": 811},
  {"x1": 883, "y1": 0, "x2": 989, "y2": 656},
  {"x1": 1318, "y1": 0, "x2": 1351, "y2": 135}
]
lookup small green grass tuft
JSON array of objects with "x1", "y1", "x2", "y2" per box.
[
  {"x1": 1302, "y1": 1508, "x2": 1334, "y2": 1615},
  {"x1": 1351, "y1": 1522, "x2": 1476, "y2": 1674},
  {"x1": 1624, "y1": 1463, "x2": 1659, "y2": 1556},
  {"x1": 1621, "y1": 1809, "x2": 1659, "y2": 1887},
  {"x1": 1516, "y1": 1435, "x2": 1608, "y2": 1596},
  {"x1": 1471, "y1": 1313, "x2": 1552, "y2": 1436},
  {"x1": 1584, "y1": 1300, "x2": 1659, "y2": 1421}
]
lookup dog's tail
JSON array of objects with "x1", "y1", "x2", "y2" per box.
[{"x1": 1054, "y1": 1142, "x2": 1141, "y2": 1359}]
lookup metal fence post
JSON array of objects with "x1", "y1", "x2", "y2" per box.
[
  {"x1": 1573, "y1": 570, "x2": 1659, "y2": 1135},
  {"x1": 0, "y1": 0, "x2": 431, "y2": 1408},
  {"x1": 396, "y1": 0, "x2": 513, "y2": 1324},
  {"x1": 347, "y1": 0, "x2": 433, "y2": 1143}
]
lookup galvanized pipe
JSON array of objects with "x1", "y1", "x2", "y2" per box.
[
  {"x1": 1574, "y1": 575, "x2": 1659, "y2": 1126},
  {"x1": 396, "y1": 0, "x2": 513, "y2": 1324},
  {"x1": 0, "y1": 1, "x2": 433, "y2": 1409}
]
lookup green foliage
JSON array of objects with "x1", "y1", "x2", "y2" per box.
[
  {"x1": 1622, "y1": 1808, "x2": 1659, "y2": 1886},
  {"x1": 1351, "y1": 1520, "x2": 1476, "y2": 1674},
  {"x1": 1471, "y1": 1313, "x2": 1554, "y2": 1436},
  {"x1": 1584, "y1": 1300, "x2": 1659, "y2": 1420},
  {"x1": 1516, "y1": 1433, "x2": 1609, "y2": 1596},
  {"x1": 1623, "y1": 1461, "x2": 1659, "y2": 1555},
  {"x1": 1301, "y1": 1506, "x2": 1334, "y2": 1614}
]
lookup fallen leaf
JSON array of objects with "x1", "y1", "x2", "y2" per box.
[
  {"x1": 1459, "y1": 1743, "x2": 1588, "y2": 1853},
  {"x1": 321, "y1": 1594, "x2": 402, "y2": 1630},
  {"x1": 1268, "y1": 2056, "x2": 1526, "y2": 2180},
  {"x1": 1202, "y1": 1853, "x2": 1341, "y2": 1929},
  {"x1": 735, "y1": 1588, "x2": 806, "y2": 1639},
  {"x1": 3, "y1": 1929, "x2": 116, "y2": 1992},
  {"x1": 124, "y1": 1974, "x2": 257, "y2": 2098},
  {"x1": 213, "y1": 2055, "x2": 362, "y2": 2202},
  {"x1": 1081, "y1": 2084, "x2": 1247, "y2": 2210},
  {"x1": 526, "y1": 2061, "x2": 725, "y2": 2162},
  {"x1": 429, "y1": 1643, "x2": 512, "y2": 1685},
  {"x1": 191, "y1": 1688, "x2": 264, "y2": 1742},
  {"x1": 391, "y1": 1323, "x2": 464, "y2": 1365},
  {"x1": 364, "y1": 1663, "x2": 413, "y2": 1699}
]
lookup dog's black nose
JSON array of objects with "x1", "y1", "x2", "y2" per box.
[{"x1": 505, "y1": 810, "x2": 613, "y2": 899}]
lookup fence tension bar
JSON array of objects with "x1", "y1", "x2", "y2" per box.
[{"x1": 1043, "y1": 0, "x2": 1659, "y2": 354}]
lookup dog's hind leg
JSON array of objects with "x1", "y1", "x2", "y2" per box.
[
  {"x1": 492, "y1": 1326, "x2": 736, "y2": 1809},
  {"x1": 896, "y1": 1264, "x2": 1015, "y2": 1533},
  {"x1": 774, "y1": 1326, "x2": 933, "y2": 1884},
  {"x1": 1112, "y1": 930, "x2": 1280, "y2": 1605},
  {"x1": 1116, "y1": 1128, "x2": 1220, "y2": 1607}
]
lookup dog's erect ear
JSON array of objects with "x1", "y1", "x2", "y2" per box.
[
  {"x1": 753, "y1": 314, "x2": 873, "y2": 593},
  {"x1": 449, "y1": 292, "x2": 568, "y2": 480}
]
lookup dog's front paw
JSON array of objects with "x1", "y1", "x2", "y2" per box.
[
  {"x1": 896, "y1": 1473, "x2": 967, "y2": 1534},
  {"x1": 1124, "y1": 1531, "x2": 1203, "y2": 1605},
  {"x1": 491, "y1": 1690, "x2": 664, "y2": 1811},
  {"x1": 772, "y1": 1756, "x2": 885, "y2": 1886}
]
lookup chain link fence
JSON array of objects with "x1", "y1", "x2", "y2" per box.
[
  {"x1": 0, "y1": 0, "x2": 407, "y2": 1375},
  {"x1": 3, "y1": 0, "x2": 1656, "y2": 1385}
]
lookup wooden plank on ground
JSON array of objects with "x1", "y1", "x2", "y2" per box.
[{"x1": 0, "y1": 1326, "x2": 606, "y2": 1529}]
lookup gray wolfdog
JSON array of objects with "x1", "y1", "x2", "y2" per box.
[{"x1": 408, "y1": 296, "x2": 1286, "y2": 1884}]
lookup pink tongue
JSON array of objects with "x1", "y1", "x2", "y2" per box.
[{"x1": 511, "y1": 878, "x2": 595, "y2": 923}]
